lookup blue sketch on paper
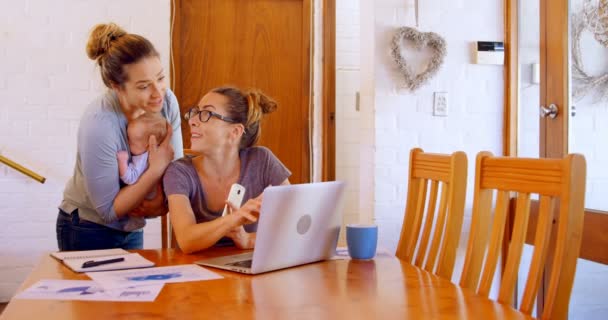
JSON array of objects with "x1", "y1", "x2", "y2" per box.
[
  {"x1": 126, "y1": 272, "x2": 182, "y2": 281},
  {"x1": 80, "y1": 287, "x2": 104, "y2": 295},
  {"x1": 57, "y1": 286, "x2": 104, "y2": 295},
  {"x1": 57, "y1": 286, "x2": 91, "y2": 294},
  {"x1": 120, "y1": 290, "x2": 151, "y2": 298}
]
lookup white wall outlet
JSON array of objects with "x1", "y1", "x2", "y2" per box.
[{"x1": 433, "y1": 92, "x2": 448, "y2": 117}]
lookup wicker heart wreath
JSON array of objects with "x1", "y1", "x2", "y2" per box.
[
  {"x1": 390, "y1": 27, "x2": 447, "y2": 91},
  {"x1": 572, "y1": 0, "x2": 608, "y2": 102}
]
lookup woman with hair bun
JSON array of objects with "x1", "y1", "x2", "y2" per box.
[
  {"x1": 55, "y1": 23, "x2": 183, "y2": 250},
  {"x1": 163, "y1": 86, "x2": 290, "y2": 253}
]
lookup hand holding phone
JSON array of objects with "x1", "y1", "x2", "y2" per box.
[{"x1": 222, "y1": 183, "x2": 246, "y2": 216}]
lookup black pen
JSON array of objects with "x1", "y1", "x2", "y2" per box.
[{"x1": 81, "y1": 257, "x2": 125, "y2": 268}]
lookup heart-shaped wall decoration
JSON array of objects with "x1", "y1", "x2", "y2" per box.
[
  {"x1": 390, "y1": 27, "x2": 447, "y2": 91},
  {"x1": 572, "y1": 9, "x2": 608, "y2": 102}
]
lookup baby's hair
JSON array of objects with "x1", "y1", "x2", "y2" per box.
[{"x1": 128, "y1": 112, "x2": 168, "y2": 145}]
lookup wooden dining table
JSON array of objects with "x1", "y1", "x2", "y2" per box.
[{"x1": 0, "y1": 247, "x2": 531, "y2": 319}]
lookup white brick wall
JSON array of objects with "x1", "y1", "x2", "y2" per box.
[
  {"x1": 518, "y1": 0, "x2": 540, "y2": 160},
  {"x1": 359, "y1": 0, "x2": 504, "y2": 253},
  {"x1": 0, "y1": 0, "x2": 170, "y2": 301},
  {"x1": 336, "y1": 0, "x2": 361, "y2": 243}
]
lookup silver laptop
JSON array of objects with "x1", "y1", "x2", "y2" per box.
[{"x1": 196, "y1": 181, "x2": 346, "y2": 274}]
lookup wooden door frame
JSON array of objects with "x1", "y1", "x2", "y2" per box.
[
  {"x1": 322, "y1": 0, "x2": 336, "y2": 181},
  {"x1": 504, "y1": 0, "x2": 518, "y2": 157},
  {"x1": 504, "y1": 0, "x2": 608, "y2": 315}
]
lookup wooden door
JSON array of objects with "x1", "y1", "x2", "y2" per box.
[
  {"x1": 539, "y1": 0, "x2": 569, "y2": 159},
  {"x1": 172, "y1": 0, "x2": 312, "y2": 184}
]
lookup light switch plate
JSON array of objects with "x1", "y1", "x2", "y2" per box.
[{"x1": 433, "y1": 92, "x2": 448, "y2": 117}]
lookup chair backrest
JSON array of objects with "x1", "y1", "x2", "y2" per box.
[
  {"x1": 395, "y1": 148, "x2": 467, "y2": 280},
  {"x1": 459, "y1": 152, "x2": 586, "y2": 319}
]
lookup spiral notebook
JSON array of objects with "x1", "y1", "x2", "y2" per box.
[{"x1": 50, "y1": 249, "x2": 155, "y2": 273}]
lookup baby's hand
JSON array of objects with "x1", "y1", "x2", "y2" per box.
[
  {"x1": 117, "y1": 150, "x2": 129, "y2": 178},
  {"x1": 117, "y1": 150, "x2": 129, "y2": 163}
]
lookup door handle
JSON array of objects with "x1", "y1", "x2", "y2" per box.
[{"x1": 540, "y1": 104, "x2": 558, "y2": 119}]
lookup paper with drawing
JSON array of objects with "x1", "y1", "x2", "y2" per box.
[
  {"x1": 87, "y1": 264, "x2": 222, "y2": 289},
  {"x1": 15, "y1": 279, "x2": 163, "y2": 302}
]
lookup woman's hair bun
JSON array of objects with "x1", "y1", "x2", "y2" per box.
[
  {"x1": 86, "y1": 23, "x2": 127, "y2": 61},
  {"x1": 248, "y1": 90, "x2": 277, "y2": 115}
]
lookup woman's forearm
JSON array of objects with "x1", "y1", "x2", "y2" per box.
[
  {"x1": 113, "y1": 168, "x2": 162, "y2": 217},
  {"x1": 177, "y1": 214, "x2": 241, "y2": 254}
]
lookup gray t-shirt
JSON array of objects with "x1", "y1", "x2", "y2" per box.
[
  {"x1": 163, "y1": 146, "x2": 291, "y2": 233},
  {"x1": 59, "y1": 89, "x2": 184, "y2": 232}
]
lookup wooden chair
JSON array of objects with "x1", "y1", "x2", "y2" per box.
[
  {"x1": 395, "y1": 148, "x2": 467, "y2": 280},
  {"x1": 161, "y1": 218, "x2": 179, "y2": 249},
  {"x1": 459, "y1": 152, "x2": 586, "y2": 320}
]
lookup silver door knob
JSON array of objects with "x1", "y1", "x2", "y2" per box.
[{"x1": 540, "y1": 104, "x2": 558, "y2": 118}]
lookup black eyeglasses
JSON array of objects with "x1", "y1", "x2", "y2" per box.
[{"x1": 184, "y1": 107, "x2": 238, "y2": 123}]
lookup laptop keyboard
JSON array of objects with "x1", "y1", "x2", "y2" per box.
[{"x1": 226, "y1": 259, "x2": 252, "y2": 268}]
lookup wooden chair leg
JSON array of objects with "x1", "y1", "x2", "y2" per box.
[{"x1": 161, "y1": 215, "x2": 168, "y2": 249}]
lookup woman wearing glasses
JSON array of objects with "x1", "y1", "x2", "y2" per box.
[
  {"x1": 163, "y1": 86, "x2": 290, "y2": 253},
  {"x1": 55, "y1": 23, "x2": 183, "y2": 251}
]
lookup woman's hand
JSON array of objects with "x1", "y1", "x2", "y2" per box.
[
  {"x1": 129, "y1": 183, "x2": 168, "y2": 218},
  {"x1": 226, "y1": 194, "x2": 263, "y2": 226},
  {"x1": 227, "y1": 226, "x2": 256, "y2": 249},
  {"x1": 148, "y1": 122, "x2": 174, "y2": 176},
  {"x1": 224, "y1": 195, "x2": 262, "y2": 249}
]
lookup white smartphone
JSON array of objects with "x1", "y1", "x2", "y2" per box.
[{"x1": 221, "y1": 183, "x2": 246, "y2": 216}]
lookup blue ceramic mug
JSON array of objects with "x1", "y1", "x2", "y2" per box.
[{"x1": 346, "y1": 224, "x2": 378, "y2": 260}]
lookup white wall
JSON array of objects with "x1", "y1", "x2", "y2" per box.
[
  {"x1": 518, "y1": 0, "x2": 540, "y2": 159},
  {"x1": 0, "y1": 0, "x2": 170, "y2": 301},
  {"x1": 358, "y1": 0, "x2": 376, "y2": 228},
  {"x1": 336, "y1": 0, "x2": 361, "y2": 241},
  {"x1": 360, "y1": 0, "x2": 504, "y2": 253}
]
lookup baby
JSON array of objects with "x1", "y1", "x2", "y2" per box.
[
  {"x1": 117, "y1": 113, "x2": 168, "y2": 229},
  {"x1": 117, "y1": 112, "x2": 168, "y2": 187}
]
